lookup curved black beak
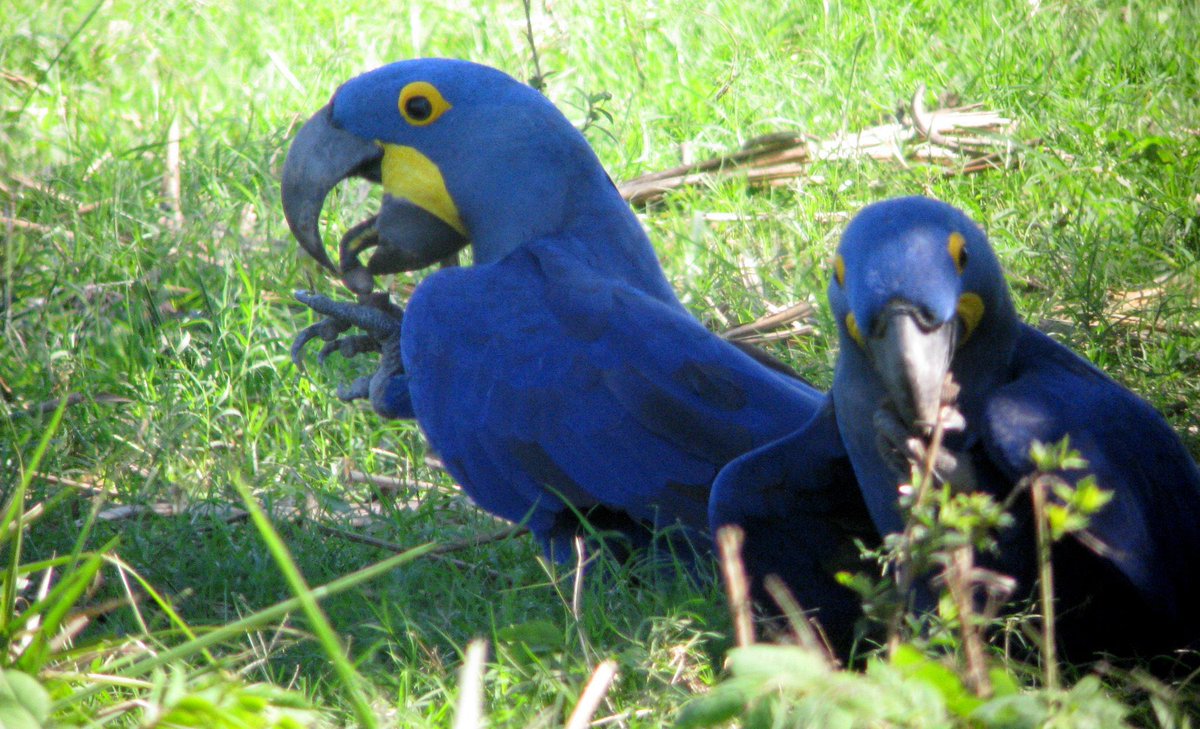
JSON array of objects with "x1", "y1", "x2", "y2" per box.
[
  {"x1": 282, "y1": 103, "x2": 469, "y2": 292},
  {"x1": 282, "y1": 103, "x2": 383, "y2": 273},
  {"x1": 866, "y1": 300, "x2": 959, "y2": 432}
]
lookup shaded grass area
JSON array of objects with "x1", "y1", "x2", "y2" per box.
[{"x1": 2, "y1": 0, "x2": 1198, "y2": 724}]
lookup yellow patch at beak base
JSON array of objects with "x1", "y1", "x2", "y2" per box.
[
  {"x1": 957, "y1": 293, "x2": 985, "y2": 343},
  {"x1": 380, "y1": 144, "x2": 468, "y2": 237},
  {"x1": 845, "y1": 312, "x2": 865, "y2": 347}
]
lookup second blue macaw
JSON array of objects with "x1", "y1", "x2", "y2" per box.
[
  {"x1": 282, "y1": 59, "x2": 849, "y2": 563},
  {"x1": 715, "y1": 196, "x2": 1200, "y2": 663}
]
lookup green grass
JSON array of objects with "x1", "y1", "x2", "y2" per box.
[{"x1": 2, "y1": 0, "x2": 1198, "y2": 725}]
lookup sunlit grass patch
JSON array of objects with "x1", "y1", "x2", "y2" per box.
[{"x1": 2, "y1": 0, "x2": 1198, "y2": 724}]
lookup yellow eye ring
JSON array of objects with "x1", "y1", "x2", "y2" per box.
[
  {"x1": 398, "y1": 81, "x2": 451, "y2": 126},
  {"x1": 833, "y1": 255, "x2": 846, "y2": 287},
  {"x1": 947, "y1": 232, "x2": 967, "y2": 274}
]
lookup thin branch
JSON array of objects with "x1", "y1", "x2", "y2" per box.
[
  {"x1": 521, "y1": 0, "x2": 546, "y2": 91},
  {"x1": 11, "y1": 393, "x2": 131, "y2": 420},
  {"x1": 1030, "y1": 476, "x2": 1060, "y2": 690}
]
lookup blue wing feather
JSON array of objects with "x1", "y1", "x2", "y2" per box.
[
  {"x1": 983, "y1": 326, "x2": 1200, "y2": 613},
  {"x1": 401, "y1": 240, "x2": 825, "y2": 555},
  {"x1": 710, "y1": 399, "x2": 876, "y2": 656}
]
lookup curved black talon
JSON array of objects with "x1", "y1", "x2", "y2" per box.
[
  {"x1": 291, "y1": 317, "x2": 351, "y2": 369},
  {"x1": 317, "y1": 334, "x2": 381, "y2": 364}
]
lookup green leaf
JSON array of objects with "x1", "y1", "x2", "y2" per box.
[
  {"x1": 674, "y1": 684, "x2": 752, "y2": 728},
  {"x1": 1029, "y1": 440, "x2": 1053, "y2": 470},
  {"x1": 970, "y1": 693, "x2": 1049, "y2": 728},
  {"x1": 1074, "y1": 478, "x2": 1113, "y2": 515},
  {"x1": 495, "y1": 619, "x2": 562, "y2": 651},
  {"x1": 988, "y1": 667, "x2": 1021, "y2": 697},
  {"x1": 1128, "y1": 135, "x2": 1177, "y2": 164},
  {"x1": 1045, "y1": 504, "x2": 1073, "y2": 540},
  {"x1": 725, "y1": 644, "x2": 830, "y2": 682},
  {"x1": 889, "y1": 644, "x2": 982, "y2": 717},
  {"x1": 0, "y1": 670, "x2": 51, "y2": 729}
]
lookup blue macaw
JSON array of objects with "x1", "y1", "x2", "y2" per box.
[
  {"x1": 280, "y1": 59, "x2": 842, "y2": 561},
  {"x1": 718, "y1": 195, "x2": 1200, "y2": 663}
]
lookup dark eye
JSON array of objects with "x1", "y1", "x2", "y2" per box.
[{"x1": 405, "y1": 96, "x2": 433, "y2": 122}]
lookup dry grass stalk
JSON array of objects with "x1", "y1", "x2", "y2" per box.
[
  {"x1": 0, "y1": 216, "x2": 76, "y2": 240},
  {"x1": 762, "y1": 574, "x2": 835, "y2": 666},
  {"x1": 36, "y1": 473, "x2": 113, "y2": 497},
  {"x1": 565, "y1": 659, "x2": 619, "y2": 729},
  {"x1": 617, "y1": 87, "x2": 1015, "y2": 206},
  {"x1": 716, "y1": 525, "x2": 755, "y2": 648},
  {"x1": 452, "y1": 639, "x2": 488, "y2": 729},
  {"x1": 162, "y1": 118, "x2": 184, "y2": 231}
]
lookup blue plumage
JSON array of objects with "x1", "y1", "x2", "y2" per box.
[
  {"x1": 406, "y1": 242, "x2": 822, "y2": 556},
  {"x1": 284, "y1": 59, "x2": 829, "y2": 559},
  {"x1": 710, "y1": 399, "x2": 876, "y2": 656},
  {"x1": 719, "y1": 195, "x2": 1200, "y2": 662}
]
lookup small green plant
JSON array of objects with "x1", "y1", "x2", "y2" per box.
[
  {"x1": 677, "y1": 641, "x2": 1134, "y2": 729},
  {"x1": 683, "y1": 427, "x2": 1146, "y2": 727}
]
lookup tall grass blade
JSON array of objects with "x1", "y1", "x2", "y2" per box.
[{"x1": 231, "y1": 474, "x2": 379, "y2": 728}]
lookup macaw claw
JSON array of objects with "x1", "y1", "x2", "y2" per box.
[
  {"x1": 317, "y1": 334, "x2": 381, "y2": 364},
  {"x1": 336, "y1": 375, "x2": 372, "y2": 403},
  {"x1": 295, "y1": 290, "x2": 402, "y2": 335},
  {"x1": 291, "y1": 290, "x2": 404, "y2": 371},
  {"x1": 291, "y1": 316, "x2": 351, "y2": 370}
]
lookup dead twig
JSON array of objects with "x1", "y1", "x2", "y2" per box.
[
  {"x1": 763, "y1": 574, "x2": 835, "y2": 666},
  {"x1": 0, "y1": 216, "x2": 75, "y2": 240},
  {"x1": 11, "y1": 393, "x2": 132, "y2": 419},
  {"x1": 314, "y1": 522, "x2": 520, "y2": 580},
  {"x1": 427, "y1": 524, "x2": 527, "y2": 556},
  {"x1": 722, "y1": 301, "x2": 815, "y2": 341},
  {"x1": 340, "y1": 468, "x2": 444, "y2": 496},
  {"x1": 618, "y1": 89, "x2": 1016, "y2": 206}
]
